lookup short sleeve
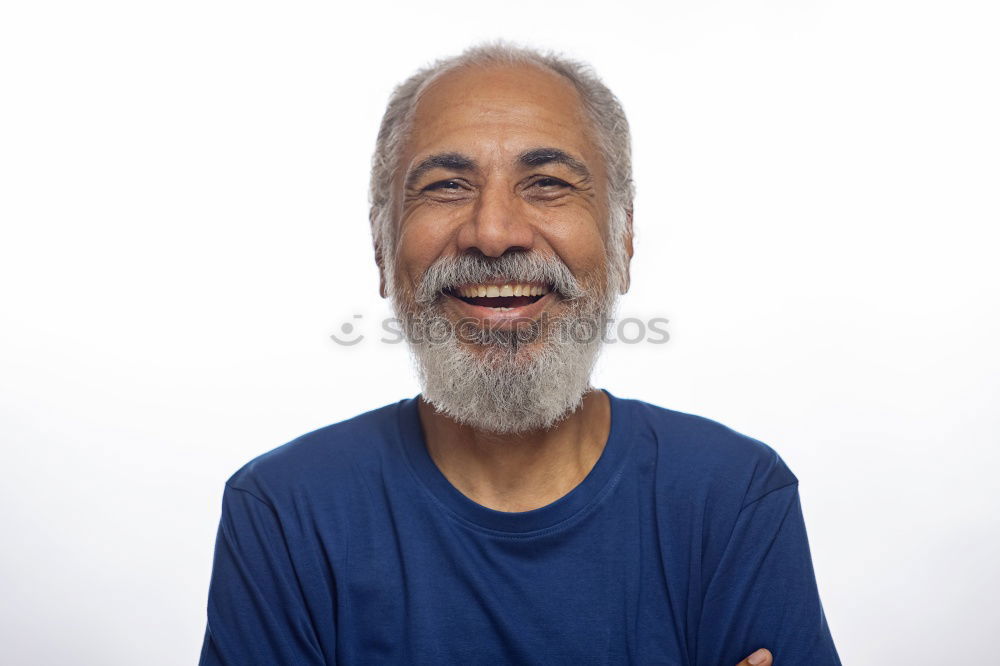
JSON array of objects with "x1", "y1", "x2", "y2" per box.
[
  {"x1": 199, "y1": 482, "x2": 329, "y2": 666},
  {"x1": 695, "y1": 483, "x2": 841, "y2": 666}
]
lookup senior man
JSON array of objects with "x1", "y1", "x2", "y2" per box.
[{"x1": 200, "y1": 43, "x2": 840, "y2": 665}]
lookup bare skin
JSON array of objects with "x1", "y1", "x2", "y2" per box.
[
  {"x1": 388, "y1": 63, "x2": 622, "y2": 512},
  {"x1": 381, "y1": 62, "x2": 774, "y2": 666},
  {"x1": 738, "y1": 648, "x2": 774, "y2": 665},
  {"x1": 417, "y1": 388, "x2": 610, "y2": 511}
]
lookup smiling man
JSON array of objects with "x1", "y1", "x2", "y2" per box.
[{"x1": 200, "y1": 43, "x2": 841, "y2": 666}]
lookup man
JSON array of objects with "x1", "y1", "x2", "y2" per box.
[{"x1": 200, "y1": 43, "x2": 840, "y2": 665}]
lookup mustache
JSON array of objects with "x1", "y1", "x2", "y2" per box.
[{"x1": 414, "y1": 252, "x2": 586, "y2": 305}]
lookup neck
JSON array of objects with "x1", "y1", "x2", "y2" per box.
[{"x1": 416, "y1": 388, "x2": 611, "y2": 512}]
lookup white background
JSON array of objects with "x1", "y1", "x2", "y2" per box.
[{"x1": 2, "y1": 0, "x2": 997, "y2": 664}]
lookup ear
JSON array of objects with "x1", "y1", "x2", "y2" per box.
[
  {"x1": 620, "y1": 205, "x2": 634, "y2": 294},
  {"x1": 371, "y1": 207, "x2": 390, "y2": 299},
  {"x1": 374, "y1": 241, "x2": 388, "y2": 299}
]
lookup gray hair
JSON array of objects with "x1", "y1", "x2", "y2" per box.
[{"x1": 368, "y1": 41, "x2": 635, "y2": 296}]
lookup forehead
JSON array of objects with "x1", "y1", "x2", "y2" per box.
[{"x1": 403, "y1": 63, "x2": 601, "y2": 169}]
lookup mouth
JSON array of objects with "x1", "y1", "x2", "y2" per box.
[
  {"x1": 446, "y1": 282, "x2": 551, "y2": 310},
  {"x1": 440, "y1": 281, "x2": 555, "y2": 325}
]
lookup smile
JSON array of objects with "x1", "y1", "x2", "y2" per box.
[
  {"x1": 447, "y1": 282, "x2": 551, "y2": 310},
  {"x1": 442, "y1": 281, "x2": 555, "y2": 324}
]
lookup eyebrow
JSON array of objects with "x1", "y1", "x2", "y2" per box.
[
  {"x1": 517, "y1": 147, "x2": 592, "y2": 180},
  {"x1": 403, "y1": 146, "x2": 592, "y2": 190},
  {"x1": 404, "y1": 153, "x2": 477, "y2": 190}
]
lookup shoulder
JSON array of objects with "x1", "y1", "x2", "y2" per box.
[
  {"x1": 614, "y1": 393, "x2": 798, "y2": 507},
  {"x1": 224, "y1": 399, "x2": 406, "y2": 506}
]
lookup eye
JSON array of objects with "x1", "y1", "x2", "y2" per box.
[
  {"x1": 523, "y1": 176, "x2": 572, "y2": 201},
  {"x1": 424, "y1": 179, "x2": 466, "y2": 191},
  {"x1": 531, "y1": 177, "x2": 569, "y2": 189}
]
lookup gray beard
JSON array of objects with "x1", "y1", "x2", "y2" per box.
[
  {"x1": 410, "y1": 313, "x2": 607, "y2": 434},
  {"x1": 391, "y1": 254, "x2": 618, "y2": 434}
]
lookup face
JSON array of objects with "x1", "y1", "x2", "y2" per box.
[
  {"x1": 383, "y1": 63, "x2": 627, "y2": 433},
  {"x1": 391, "y1": 62, "x2": 615, "y2": 322}
]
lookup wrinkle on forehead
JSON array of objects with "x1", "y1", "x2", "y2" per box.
[{"x1": 402, "y1": 63, "x2": 603, "y2": 175}]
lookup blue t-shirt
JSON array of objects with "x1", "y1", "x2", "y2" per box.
[{"x1": 200, "y1": 391, "x2": 840, "y2": 665}]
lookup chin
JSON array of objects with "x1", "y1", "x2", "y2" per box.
[{"x1": 411, "y1": 323, "x2": 602, "y2": 435}]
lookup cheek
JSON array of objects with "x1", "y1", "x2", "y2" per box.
[
  {"x1": 544, "y1": 223, "x2": 608, "y2": 273},
  {"x1": 394, "y1": 219, "x2": 449, "y2": 283}
]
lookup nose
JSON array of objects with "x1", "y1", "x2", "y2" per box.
[{"x1": 455, "y1": 183, "x2": 535, "y2": 258}]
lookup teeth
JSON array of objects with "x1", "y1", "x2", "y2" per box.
[{"x1": 451, "y1": 283, "x2": 551, "y2": 303}]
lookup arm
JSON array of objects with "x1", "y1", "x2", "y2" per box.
[
  {"x1": 696, "y1": 483, "x2": 840, "y2": 666},
  {"x1": 199, "y1": 482, "x2": 329, "y2": 666}
]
